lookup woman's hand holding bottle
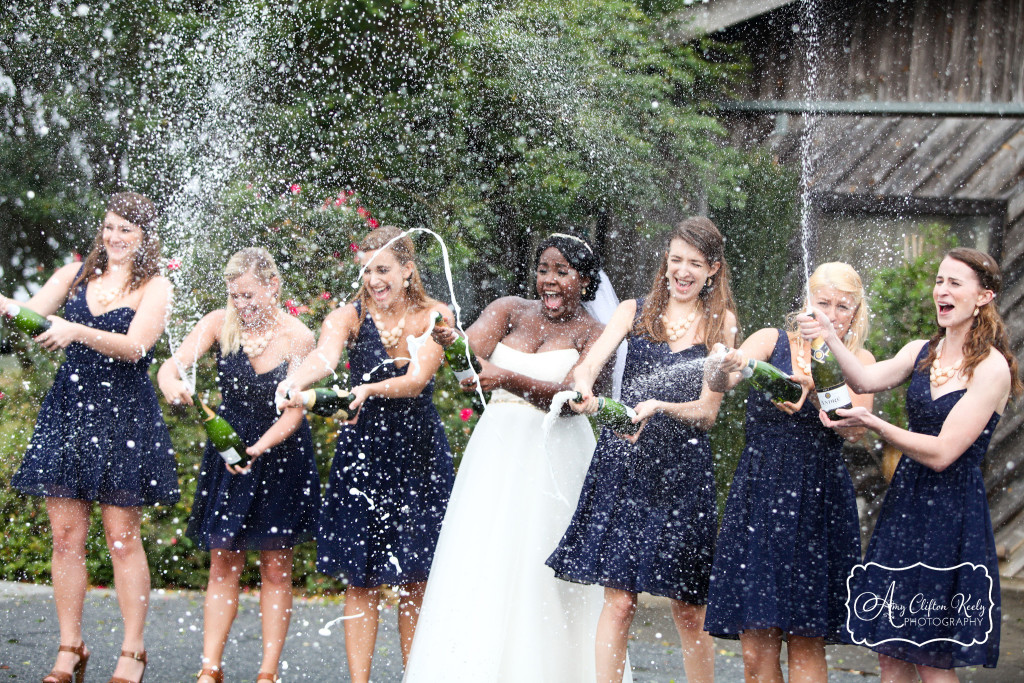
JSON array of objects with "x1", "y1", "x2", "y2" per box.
[{"x1": 158, "y1": 373, "x2": 194, "y2": 407}]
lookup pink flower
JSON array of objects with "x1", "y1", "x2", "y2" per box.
[
  {"x1": 345, "y1": 361, "x2": 351, "y2": 370},
  {"x1": 460, "y1": 408, "x2": 473, "y2": 422},
  {"x1": 286, "y1": 299, "x2": 299, "y2": 315},
  {"x1": 170, "y1": 537, "x2": 178, "y2": 545},
  {"x1": 166, "y1": 258, "x2": 181, "y2": 271},
  {"x1": 349, "y1": 242, "x2": 359, "y2": 252},
  {"x1": 333, "y1": 250, "x2": 343, "y2": 259},
  {"x1": 320, "y1": 291, "x2": 331, "y2": 300},
  {"x1": 357, "y1": 206, "x2": 370, "y2": 218},
  {"x1": 367, "y1": 218, "x2": 380, "y2": 229},
  {"x1": 72, "y1": 252, "x2": 83, "y2": 262},
  {"x1": 289, "y1": 183, "x2": 301, "y2": 194}
]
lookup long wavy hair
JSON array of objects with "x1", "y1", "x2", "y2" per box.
[
  {"x1": 786, "y1": 262, "x2": 869, "y2": 352},
  {"x1": 71, "y1": 192, "x2": 161, "y2": 293},
  {"x1": 918, "y1": 247, "x2": 1022, "y2": 397},
  {"x1": 352, "y1": 225, "x2": 434, "y2": 324},
  {"x1": 220, "y1": 247, "x2": 281, "y2": 355},
  {"x1": 632, "y1": 216, "x2": 738, "y2": 348}
]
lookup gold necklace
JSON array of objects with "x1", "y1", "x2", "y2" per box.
[{"x1": 930, "y1": 338, "x2": 962, "y2": 386}]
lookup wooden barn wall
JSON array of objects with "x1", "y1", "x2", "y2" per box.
[{"x1": 721, "y1": 0, "x2": 1024, "y2": 105}]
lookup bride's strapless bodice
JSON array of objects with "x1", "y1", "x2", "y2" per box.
[{"x1": 487, "y1": 342, "x2": 579, "y2": 407}]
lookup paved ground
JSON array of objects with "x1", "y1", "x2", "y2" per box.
[{"x1": 1, "y1": 581, "x2": 1021, "y2": 681}]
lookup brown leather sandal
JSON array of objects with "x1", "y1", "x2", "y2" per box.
[
  {"x1": 42, "y1": 642, "x2": 89, "y2": 683},
  {"x1": 195, "y1": 668, "x2": 223, "y2": 683},
  {"x1": 256, "y1": 675, "x2": 279, "y2": 682},
  {"x1": 107, "y1": 649, "x2": 146, "y2": 683}
]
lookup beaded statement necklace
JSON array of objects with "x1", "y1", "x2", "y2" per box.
[
  {"x1": 793, "y1": 337, "x2": 812, "y2": 376},
  {"x1": 93, "y1": 276, "x2": 127, "y2": 308},
  {"x1": 373, "y1": 313, "x2": 407, "y2": 348},
  {"x1": 240, "y1": 310, "x2": 281, "y2": 357},
  {"x1": 661, "y1": 306, "x2": 699, "y2": 342},
  {"x1": 930, "y1": 338, "x2": 963, "y2": 386}
]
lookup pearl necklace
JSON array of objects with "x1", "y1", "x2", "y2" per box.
[
  {"x1": 240, "y1": 311, "x2": 280, "y2": 357},
  {"x1": 373, "y1": 313, "x2": 406, "y2": 348},
  {"x1": 930, "y1": 338, "x2": 962, "y2": 386},
  {"x1": 661, "y1": 308, "x2": 698, "y2": 342}
]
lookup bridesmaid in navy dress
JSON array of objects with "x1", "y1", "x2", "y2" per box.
[
  {"x1": 548, "y1": 217, "x2": 738, "y2": 683},
  {"x1": 799, "y1": 247, "x2": 1020, "y2": 680},
  {"x1": 157, "y1": 248, "x2": 319, "y2": 683},
  {"x1": 704, "y1": 262, "x2": 875, "y2": 683},
  {"x1": 5, "y1": 192, "x2": 174, "y2": 683},
  {"x1": 279, "y1": 226, "x2": 454, "y2": 683}
]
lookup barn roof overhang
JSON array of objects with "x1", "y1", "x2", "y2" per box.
[
  {"x1": 718, "y1": 100, "x2": 1024, "y2": 118},
  {"x1": 665, "y1": 0, "x2": 799, "y2": 40}
]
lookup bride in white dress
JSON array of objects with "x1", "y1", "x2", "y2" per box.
[{"x1": 404, "y1": 234, "x2": 630, "y2": 682}]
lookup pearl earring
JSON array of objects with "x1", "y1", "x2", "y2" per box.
[
  {"x1": 973, "y1": 307, "x2": 980, "y2": 317},
  {"x1": 403, "y1": 278, "x2": 410, "y2": 288}
]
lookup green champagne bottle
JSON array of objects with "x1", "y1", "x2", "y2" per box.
[
  {"x1": 3, "y1": 302, "x2": 52, "y2": 336},
  {"x1": 740, "y1": 357, "x2": 803, "y2": 405},
  {"x1": 433, "y1": 313, "x2": 483, "y2": 382},
  {"x1": 810, "y1": 337, "x2": 853, "y2": 420},
  {"x1": 297, "y1": 386, "x2": 358, "y2": 419},
  {"x1": 570, "y1": 391, "x2": 641, "y2": 435},
  {"x1": 195, "y1": 397, "x2": 251, "y2": 469}
]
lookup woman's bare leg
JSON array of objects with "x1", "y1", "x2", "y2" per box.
[
  {"x1": 671, "y1": 600, "x2": 715, "y2": 683},
  {"x1": 197, "y1": 549, "x2": 245, "y2": 682},
  {"x1": 101, "y1": 504, "x2": 148, "y2": 682},
  {"x1": 739, "y1": 628, "x2": 784, "y2": 683},
  {"x1": 397, "y1": 582, "x2": 425, "y2": 667},
  {"x1": 257, "y1": 549, "x2": 294, "y2": 678},
  {"x1": 344, "y1": 585, "x2": 381, "y2": 683},
  {"x1": 45, "y1": 498, "x2": 92, "y2": 677},
  {"x1": 595, "y1": 587, "x2": 637, "y2": 683},
  {"x1": 786, "y1": 634, "x2": 827, "y2": 683}
]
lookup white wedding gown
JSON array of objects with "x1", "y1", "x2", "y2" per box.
[{"x1": 404, "y1": 343, "x2": 631, "y2": 682}]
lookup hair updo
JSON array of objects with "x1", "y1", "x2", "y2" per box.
[{"x1": 534, "y1": 233, "x2": 601, "y2": 302}]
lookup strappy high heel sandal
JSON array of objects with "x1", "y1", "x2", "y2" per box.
[
  {"x1": 195, "y1": 667, "x2": 223, "y2": 683},
  {"x1": 107, "y1": 650, "x2": 146, "y2": 683},
  {"x1": 42, "y1": 642, "x2": 89, "y2": 683}
]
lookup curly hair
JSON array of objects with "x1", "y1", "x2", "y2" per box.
[
  {"x1": 71, "y1": 192, "x2": 161, "y2": 294},
  {"x1": 534, "y1": 233, "x2": 601, "y2": 302}
]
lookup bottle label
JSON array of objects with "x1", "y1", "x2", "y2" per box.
[
  {"x1": 818, "y1": 384, "x2": 852, "y2": 413},
  {"x1": 219, "y1": 448, "x2": 242, "y2": 465},
  {"x1": 453, "y1": 367, "x2": 475, "y2": 382}
]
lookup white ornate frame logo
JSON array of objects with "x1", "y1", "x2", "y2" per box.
[{"x1": 845, "y1": 561, "x2": 995, "y2": 648}]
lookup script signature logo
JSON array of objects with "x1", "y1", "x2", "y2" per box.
[{"x1": 845, "y1": 561, "x2": 994, "y2": 648}]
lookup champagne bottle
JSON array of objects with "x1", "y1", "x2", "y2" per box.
[
  {"x1": 195, "y1": 397, "x2": 251, "y2": 469},
  {"x1": 570, "y1": 391, "x2": 641, "y2": 435},
  {"x1": 739, "y1": 357, "x2": 803, "y2": 405},
  {"x1": 3, "y1": 303, "x2": 51, "y2": 336},
  {"x1": 297, "y1": 386, "x2": 357, "y2": 419},
  {"x1": 433, "y1": 313, "x2": 483, "y2": 382},
  {"x1": 810, "y1": 337, "x2": 853, "y2": 420}
]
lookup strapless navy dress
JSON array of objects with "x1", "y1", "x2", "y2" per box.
[
  {"x1": 704, "y1": 329, "x2": 860, "y2": 642},
  {"x1": 847, "y1": 344, "x2": 1001, "y2": 668},
  {"x1": 186, "y1": 350, "x2": 321, "y2": 551},
  {"x1": 547, "y1": 299, "x2": 717, "y2": 603},
  {"x1": 317, "y1": 306, "x2": 454, "y2": 587},
  {"x1": 12, "y1": 283, "x2": 179, "y2": 507}
]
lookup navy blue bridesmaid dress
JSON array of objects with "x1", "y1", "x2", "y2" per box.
[
  {"x1": 704, "y1": 329, "x2": 860, "y2": 641},
  {"x1": 547, "y1": 299, "x2": 717, "y2": 603},
  {"x1": 317, "y1": 306, "x2": 454, "y2": 587},
  {"x1": 847, "y1": 344, "x2": 1000, "y2": 669},
  {"x1": 13, "y1": 283, "x2": 179, "y2": 507},
  {"x1": 186, "y1": 350, "x2": 321, "y2": 551}
]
